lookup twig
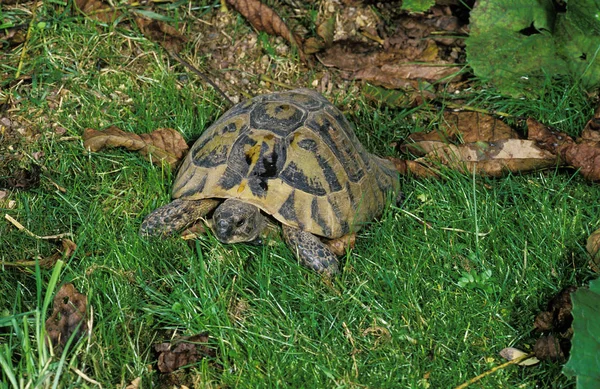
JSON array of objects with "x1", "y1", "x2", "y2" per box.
[
  {"x1": 453, "y1": 352, "x2": 535, "y2": 389},
  {"x1": 168, "y1": 51, "x2": 234, "y2": 107},
  {"x1": 4, "y1": 214, "x2": 72, "y2": 240}
]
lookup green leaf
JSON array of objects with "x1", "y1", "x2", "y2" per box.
[
  {"x1": 565, "y1": 0, "x2": 600, "y2": 35},
  {"x1": 555, "y1": 14, "x2": 600, "y2": 90},
  {"x1": 563, "y1": 278, "x2": 600, "y2": 388},
  {"x1": 466, "y1": 0, "x2": 564, "y2": 97},
  {"x1": 401, "y1": 0, "x2": 436, "y2": 13},
  {"x1": 466, "y1": 0, "x2": 600, "y2": 96}
]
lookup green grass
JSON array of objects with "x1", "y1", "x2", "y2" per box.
[{"x1": 1, "y1": 1, "x2": 599, "y2": 388}]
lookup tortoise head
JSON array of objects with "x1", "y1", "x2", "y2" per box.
[{"x1": 212, "y1": 198, "x2": 266, "y2": 244}]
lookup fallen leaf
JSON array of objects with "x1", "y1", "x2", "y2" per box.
[
  {"x1": 46, "y1": 283, "x2": 88, "y2": 355},
  {"x1": 362, "y1": 326, "x2": 392, "y2": 343},
  {"x1": 325, "y1": 233, "x2": 356, "y2": 256},
  {"x1": 0, "y1": 238, "x2": 77, "y2": 268},
  {"x1": 499, "y1": 347, "x2": 540, "y2": 366},
  {"x1": 83, "y1": 126, "x2": 189, "y2": 168},
  {"x1": 316, "y1": 6, "x2": 467, "y2": 92},
  {"x1": 0, "y1": 165, "x2": 41, "y2": 190},
  {"x1": 318, "y1": 40, "x2": 460, "y2": 90},
  {"x1": 401, "y1": 112, "x2": 519, "y2": 156},
  {"x1": 227, "y1": 0, "x2": 305, "y2": 62},
  {"x1": 534, "y1": 334, "x2": 570, "y2": 361},
  {"x1": 400, "y1": 139, "x2": 448, "y2": 157},
  {"x1": 527, "y1": 118, "x2": 575, "y2": 155},
  {"x1": 558, "y1": 143, "x2": 600, "y2": 181},
  {"x1": 304, "y1": 17, "x2": 335, "y2": 55},
  {"x1": 439, "y1": 112, "x2": 519, "y2": 143},
  {"x1": 0, "y1": 24, "x2": 27, "y2": 48},
  {"x1": 418, "y1": 139, "x2": 558, "y2": 177},
  {"x1": 533, "y1": 286, "x2": 577, "y2": 333},
  {"x1": 587, "y1": 228, "x2": 600, "y2": 272},
  {"x1": 387, "y1": 157, "x2": 440, "y2": 179},
  {"x1": 125, "y1": 377, "x2": 141, "y2": 389},
  {"x1": 154, "y1": 333, "x2": 216, "y2": 373},
  {"x1": 134, "y1": 17, "x2": 187, "y2": 53},
  {"x1": 74, "y1": 0, "x2": 120, "y2": 23}
]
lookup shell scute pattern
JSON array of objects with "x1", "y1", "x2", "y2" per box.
[{"x1": 172, "y1": 88, "x2": 400, "y2": 239}]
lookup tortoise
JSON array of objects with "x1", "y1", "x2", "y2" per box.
[{"x1": 140, "y1": 88, "x2": 400, "y2": 274}]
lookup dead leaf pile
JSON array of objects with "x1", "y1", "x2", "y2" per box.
[
  {"x1": 315, "y1": 4, "x2": 467, "y2": 97},
  {"x1": 227, "y1": 0, "x2": 305, "y2": 62},
  {"x1": 395, "y1": 112, "x2": 558, "y2": 178},
  {"x1": 83, "y1": 126, "x2": 188, "y2": 168},
  {"x1": 532, "y1": 286, "x2": 577, "y2": 361},
  {"x1": 0, "y1": 165, "x2": 41, "y2": 190},
  {"x1": 394, "y1": 108, "x2": 600, "y2": 181},
  {"x1": 500, "y1": 286, "x2": 576, "y2": 366},
  {"x1": 154, "y1": 333, "x2": 217, "y2": 373},
  {"x1": 46, "y1": 283, "x2": 89, "y2": 355},
  {"x1": 74, "y1": 0, "x2": 186, "y2": 52},
  {"x1": 529, "y1": 114, "x2": 600, "y2": 181}
]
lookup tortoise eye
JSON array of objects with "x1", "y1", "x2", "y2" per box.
[{"x1": 236, "y1": 218, "x2": 245, "y2": 228}]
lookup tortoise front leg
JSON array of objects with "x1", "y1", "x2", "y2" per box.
[
  {"x1": 140, "y1": 198, "x2": 219, "y2": 237},
  {"x1": 282, "y1": 225, "x2": 339, "y2": 275}
]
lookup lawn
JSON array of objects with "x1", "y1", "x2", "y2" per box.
[{"x1": 1, "y1": 1, "x2": 598, "y2": 388}]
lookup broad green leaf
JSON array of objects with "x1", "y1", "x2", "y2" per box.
[
  {"x1": 565, "y1": 0, "x2": 600, "y2": 35},
  {"x1": 466, "y1": 0, "x2": 564, "y2": 97},
  {"x1": 555, "y1": 14, "x2": 600, "y2": 90},
  {"x1": 467, "y1": 0, "x2": 600, "y2": 96},
  {"x1": 563, "y1": 278, "x2": 600, "y2": 389}
]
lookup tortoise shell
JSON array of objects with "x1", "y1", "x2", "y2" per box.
[{"x1": 172, "y1": 88, "x2": 400, "y2": 239}]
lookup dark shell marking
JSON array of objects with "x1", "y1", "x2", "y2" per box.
[{"x1": 172, "y1": 88, "x2": 400, "y2": 239}]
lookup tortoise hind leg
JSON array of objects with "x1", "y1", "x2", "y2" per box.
[
  {"x1": 282, "y1": 225, "x2": 339, "y2": 275},
  {"x1": 140, "y1": 198, "x2": 219, "y2": 237}
]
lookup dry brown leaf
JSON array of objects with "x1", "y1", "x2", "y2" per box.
[
  {"x1": 0, "y1": 165, "x2": 41, "y2": 190},
  {"x1": 125, "y1": 377, "x2": 142, "y2": 389},
  {"x1": 587, "y1": 228, "x2": 600, "y2": 272},
  {"x1": 134, "y1": 17, "x2": 187, "y2": 53},
  {"x1": 439, "y1": 111, "x2": 519, "y2": 143},
  {"x1": 154, "y1": 333, "x2": 216, "y2": 373},
  {"x1": 83, "y1": 126, "x2": 189, "y2": 168},
  {"x1": 227, "y1": 0, "x2": 305, "y2": 62},
  {"x1": 387, "y1": 157, "x2": 440, "y2": 179},
  {"x1": 533, "y1": 286, "x2": 577, "y2": 333},
  {"x1": 1, "y1": 24, "x2": 27, "y2": 48},
  {"x1": 559, "y1": 143, "x2": 600, "y2": 181},
  {"x1": 42, "y1": 239, "x2": 78, "y2": 268},
  {"x1": 325, "y1": 233, "x2": 356, "y2": 256},
  {"x1": 318, "y1": 40, "x2": 459, "y2": 90},
  {"x1": 317, "y1": 7, "x2": 466, "y2": 91},
  {"x1": 401, "y1": 112, "x2": 518, "y2": 156},
  {"x1": 46, "y1": 283, "x2": 88, "y2": 355},
  {"x1": 1, "y1": 239, "x2": 77, "y2": 268},
  {"x1": 499, "y1": 347, "x2": 540, "y2": 366},
  {"x1": 74, "y1": 0, "x2": 120, "y2": 23},
  {"x1": 527, "y1": 118, "x2": 575, "y2": 155},
  {"x1": 419, "y1": 139, "x2": 558, "y2": 177},
  {"x1": 534, "y1": 334, "x2": 570, "y2": 361},
  {"x1": 581, "y1": 105, "x2": 600, "y2": 142},
  {"x1": 400, "y1": 139, "x2": 449, "y2": 157}
]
